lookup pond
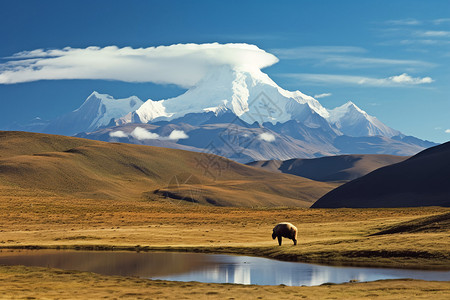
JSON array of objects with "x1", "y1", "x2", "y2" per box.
[{"x1": 0, "y1": 250, "x2": 448, "y2": 286}]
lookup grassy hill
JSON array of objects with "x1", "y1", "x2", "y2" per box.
[
  {"x1": 312, "y1": 141, "x2": 450, "y2": 208},
  {"x1": 247, "y1": 154, "x2": 407, "y2": 182},
  {"x1": 0, "y1": 131, "x2": 338, "y2": 207},
  {"x1": 370, "y1": 212, "x2": 450, "y2": 235}
]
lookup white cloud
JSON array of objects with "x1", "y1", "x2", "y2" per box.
[
  {"x1": 400, "y1": 39, "x2": 450, "y2": 46},
  {"x1": 282, "y1": 73, "x2": 433, "y2": 87},
  {"x1": 418, "y1": 30, "x2": 450, "y2": 38},
  {"x1": 271, "y1": 46, "x2": 433, "y2": 69},
  {"x1": 272, "y1": 46, "x2": 366, "y2": 59},
  {"x1": 389, "y1": 73, "x2": 433, "y2": 84},
  {"x1": 258, "y1": 132, "x2": 276, "y2": 142},
  {"x1": 385, "y1": 18, "x2": 422, "y2": 26},
  {"x1": 322, "y1": 56, "x2": 434, "y2": 69},
  {"x1": 109, "y1": 130, "x2": 128, "y2": 138},
  {"x1": 314, "y1": 93, "x2": 332, "y2": 99},
  {"x1": 445, "y1": 129, "x2": 450, "y2": 134},
  {"x1": 130, "y1": 127, "x2": 160, "y2": 140},
  {"x1": 0, "y1": 43, "x2": 278, "y2": 86},
  {"x1": 126, "y1": 127, "x2": 189, "y2": 141},
  {"x1": 168, "y1": 130, "x2": 188, "y2": 140},
  {"x1": 433, "y1": 18, "x2": 450, "y2": 25}
]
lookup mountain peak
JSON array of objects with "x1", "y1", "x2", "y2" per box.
[
  {"x1": 44, "y1": 92, "x2": 145, "y2": 136},
  {"x1": 341, "y1": 101, "x2": 365, "y2": 113},
  {"x1": 327, "y1": 101, "x2": 400, "y2": 138},
  {"x1": 343, "y1": 100, "x2": 356, "y2": 107},
  {"x1": 128, "y1": 66, "x2": 331, "y2": 127},
  {"x1": 87, "y1": 91, "x2": 113, "y2": 100}
]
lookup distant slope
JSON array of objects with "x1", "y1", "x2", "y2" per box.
[
  {"x1": 332, "y1": 135, "x2": 427, "y2": 156},
  {"x1": 312, "y1": 141, "x2": 450, "y2": 208},
  {"x1": 247, "y1": 154, "x2": 408, "y2": 182},
  {"x1": 0, "y1": 131, "x2": 338, "y2": 207},
  {"x1": 370, "y1": 212, "x2": 450, "y2": 235},
  {"x1": 78, "y1": 118, "x2": 431, "y2": 164}
]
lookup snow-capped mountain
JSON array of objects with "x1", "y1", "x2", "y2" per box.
[
  {"x1": 120, "y1": 66, "x2": 332, "y2": 130},
  {"x1": 9, "y1": 66, "x2": 437, "y2": 162},
  {"x1": 119, "y1": 66, "x2": 402, "y2": 140},
  {"x1": 42, "y1": 91, "x2": 144, "y2": 136},
  {"x1": 327, "y1": 101, "x2": 400, "y2": 138}
]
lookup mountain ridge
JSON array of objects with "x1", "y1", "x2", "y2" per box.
[
  {"x1": 247, "y1": 154, "x2": 409, "y2": 182},
  {"x1": 4, "y1": 66, "x2": 438, "y2": 162},
  {"x1": 312, "y1": 141, "x2": 450, "y2": 208}
]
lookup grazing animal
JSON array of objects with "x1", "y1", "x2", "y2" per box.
[{"x1": 272, "y1": 222, "x2": 297, "y2": 246}]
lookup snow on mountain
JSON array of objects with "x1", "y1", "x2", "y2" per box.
[
  {"x1": 123, "y1": 66, "x2": 332, "y2": 129},
  {"x1": 121, "y1": 66, "x2": 401, "y2": 140},
  {"x1": 80, "y1": 91, "x2": 144, "y2": 129},
  {"x1": 10, "y1": 65, "x2": 435, "y2": 162},
  {"x1": 118, "y1": 99, "x2": 169, "y2": 124},
  {"x1": 44, "y1": 91, "x2": 144, "y2": 135},
  {"x1": 327, "y1": 101, "x2": 400, "y2": 138}
]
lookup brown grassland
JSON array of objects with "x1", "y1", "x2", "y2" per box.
[
  {"x1": 1, "y1": 265, "x2": 449, "y2": 299},
  {"x1": 0, "y1": 187, "x2": 449, "y2": 299},
  {"x1": 0, "y1": 131, "x2": 449, "y2": 298}
]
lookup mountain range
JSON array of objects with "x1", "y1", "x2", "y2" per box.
[
  {"x1": 5, "y1": 66, "x2": 437, "y2": 162},
  {"x1": 246, "y1": 154, "x2": 408, "y2": 182}
]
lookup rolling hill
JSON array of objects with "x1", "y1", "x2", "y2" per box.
[
  {"x1": 312, "y1": 141, "x2": 450, "y2": 208},
  {"x1": 0, "y1": 131, "x2": 338, "y2": 207},
  {"x1": 247, "y1": 154, "x2": 408, "y2": 182}
]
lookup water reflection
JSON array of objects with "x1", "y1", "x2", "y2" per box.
[
  {"x1": 152, "y1": 254, "x2": 450, "y2": 286},
  {"x1": 0, "y1": 250, "x2": 449, "y2": 286}
]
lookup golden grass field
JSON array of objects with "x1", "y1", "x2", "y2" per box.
[
  {"x1": 0, "y1": 131, "x2": 449, "y2": 298},
  {"x1": 0, "y1": 187, "x2": 449, "y2": 298},
  {"x1": 0, "y1": 131, "x2": 338, "y2": 207},
  {"x1": 1, "y1": 265, "x2": 449, "y2": 299}
]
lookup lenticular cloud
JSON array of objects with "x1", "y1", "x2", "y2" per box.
[{"x1": 0, "y1": 43, "x2": 279, "y2": 86}]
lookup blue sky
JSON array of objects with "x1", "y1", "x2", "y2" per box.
[{"x1": 0, "y1": 0, "x2": 449, "y2": 142}]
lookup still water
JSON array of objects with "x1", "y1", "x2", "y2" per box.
[{"x1": 0, "y1": 250, "x2": 449, "y2": 286}]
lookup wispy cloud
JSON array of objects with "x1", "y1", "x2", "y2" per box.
[
  {"x1": 0, "y1": 43, "x2": 278, "y2": 86},
  {"x1": 271, "y1": 46, "x2": 434, "y2": 69},
  {"x1": 384, "y1": 18, "x2": 422, "y2": 26},
  {"x1": 417, "y1": 30, "x2": 450, "y2": 38},
  {"x1": 445, "y1": 129, "x2": 450, "y2": 134},
  {"x1": 432, "y1": 18, "x2": 450, "y2": 25},
  {"x1": 400, "y1": 39, "x2": 450, "y2": 46},
  {"x1": 272, "y1": 46, "x2": 366, "y2": 59},
  {"x1": 389, "y1": 73, "x2": 433, "y2": 84},
  {"x1": 314, "y1": 93, "x2": 332, "y2": 99},
  {"x1": 379, "y1": 19, "x2": 450, "y2": 48},
  {"x1": 281, "y1": 73, "x2": 433, "y2": 87},
  {"x1": 320, "y1": 56, "x2": 433, "y2": 69}
]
